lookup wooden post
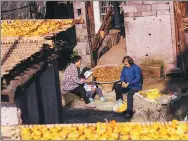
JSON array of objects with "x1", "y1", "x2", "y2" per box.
[
  {"x1": 112, "y1": 1, "x2": 121, "y2": 28},
  {"x1": 174, "y1": 2, "x2": 188, "y2": 78},
  {"x1": 85, "y1": 1, "x2": 95, "y2": 67}
]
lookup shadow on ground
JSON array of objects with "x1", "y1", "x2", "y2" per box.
[
  {"x1": 62, "y1": 108, "x2": 129, "y2": 123},
  {"x1": 160, "y1": 45, "x2": 188, "y2": 120},
  {"x1": 161, "y1": 73, "x2": 188, "y2": 120}
]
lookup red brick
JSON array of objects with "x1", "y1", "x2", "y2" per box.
[
  {"x1": 123, "y1": 6, "x2": 137, "y2": 13},
  {"x1": 142, "y1": 11, "x2": 156, "y2": 16},
  {"x1": 8, "y1": 80, "x2": 20, "y2": 90},
  {"x1": 32, "y1": 68, "x2": 38, "y2": 74},
  {"x1": 127, "y1": 12, "x2": 142, "y2": 17},
  {"x1": 126, "y1": 1, "x2": 143, "y2": 5},
  {"x1": 135, "y1": 5, "x2": 152, "y2": 12},
  {"x1": 15, "y1": 76, "x2": 27, "y2": 85},
  {"x1": 157, "y1": 10, "x2": 170, "y2": 16},
  {"x1": 126, "y1": 12, "x2": 135, "y2": 17},
  {"x1": 22, "y1": 75, "x2": 30, "y2": 82},
  {"x1": 152, "y1": 4, "x2": 170, "y2": 11},
  {"x1": 155, "y1": 1, "x2": 169, "y2": 4},
  {"x1": 1, "y1": 89, "x2": 13, "y2": 95},
  {"x1": 143, "y1": 1, "x2": 169, "y2": 4},
  {"x1": 143, "y1": 1, "x2": 157, "y2": 4}
]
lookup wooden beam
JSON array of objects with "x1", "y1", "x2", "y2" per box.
[
  {"x1": 92, "y1": 7, "x2": 113, "y2": 52},
  {"x1": 180, "y1": 2, "x2": 187, "y2": 17},
  {"x1": 174, "y1": 1, "x2": 188, "y2": 78}
]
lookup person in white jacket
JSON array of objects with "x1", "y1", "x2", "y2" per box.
[{"x1": 82, "y1": 68, "x2": 107, "y2": 103}]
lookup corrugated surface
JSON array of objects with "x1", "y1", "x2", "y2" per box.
[
  {"x1": 1, "y1": 19, "x2": 75, "y2": 76},
  {"x1": 1, "y1": 37, "x2": 45, "y2": 76}
]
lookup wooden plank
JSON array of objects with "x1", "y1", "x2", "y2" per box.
[
  {"x1": 92, "y1": 7, "x2": 113, "y2": 52},
  {"x1": 180, "y1": 2, "x2": 187, "y2": 17},
  {"x1": 182, "y1": 17, "x2": 188, "y2": 22},
  {"x1": 174, "y1": 2, "x2": 188, "y2": 78}
]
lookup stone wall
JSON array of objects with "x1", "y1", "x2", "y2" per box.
[
  {"x1": 73, "y1": 1, "x2": 88, "y2": 43},
  {"x1": 123, "y1": 1, "x2": 177, "y2": 72},
  {"x1": 1, "y1": 1, "x2": 46, "y2": 19},
  {"x1": 73, "y1": 2, "x2": 91, "y2": 67}
]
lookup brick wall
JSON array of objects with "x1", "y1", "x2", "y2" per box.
[
  {"x1": 123, "y1": 1, "x2": 170, "y2": 17},
  {"x1": 123, "y1": 1, "x2": 177, "y2": 73},
  {"x1": 1, "y1": 1, "x2": 46, "y2": 19},
  {"x1": 73, "y1": 1, "x2": 88, "y2": 43},
  {"x1": 73, "y1": 2, "x2": 91, "y2": 67}
]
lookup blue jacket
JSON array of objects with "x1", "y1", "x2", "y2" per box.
[{"x1": 120, "y1": 64, "x2": 143, "y2": 91}]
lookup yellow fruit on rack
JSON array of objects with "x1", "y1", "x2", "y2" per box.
[
  {"x1": 119, "y1": 135, "x2": 130, "y2": 140},
  {"x1": 78, "y1": 135, "x2": 87, "y2": 140},
  {"x1": 19, "y1": 120, "x2": 188, "y2": 140},
  {"x1": 78, "y1": 125, "x2": 86, "y2": 130}
]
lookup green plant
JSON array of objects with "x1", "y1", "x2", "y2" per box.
[
  {"x1": 70, "y1": 51, "x2": 78, "y2": 60},
  {"x1": 65, "y1": 51, "x2": 79, "y2": 68}
]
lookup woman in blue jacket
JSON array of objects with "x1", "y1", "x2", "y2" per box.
[{"x1": 114, "y1": 56, "x2": 143, "y2": 119}]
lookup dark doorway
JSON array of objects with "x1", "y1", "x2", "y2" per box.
[
  {"x1": 46, "y1": 1, "x2": 74, "y2": 19},
  {"x1": 46, "y1": 1, "x2": 77, "y2": 70}
]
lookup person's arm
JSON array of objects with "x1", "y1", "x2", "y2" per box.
[
  {"x1": 129, "y1": 66, "x2": 142, "y2": 85},
  {"x1": 120, "y1": 67, "x2": 125, "y2": 82},
  {"x1": 72, "y1": 66, "x2": 85, "y2": 84}
]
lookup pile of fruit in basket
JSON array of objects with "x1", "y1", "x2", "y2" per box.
[
  {"x1": 16, "y1": 120, "x2": 188, "y2": 140},
  {"x1": 138, "y1": 88, "x2": 162, "y2": 101},
  {"x1": 1, "y1": 19, "x2": 73, "y2": 37},
  {"x1": 93, "y1": 65, "x2": 123, "y2": 82}
]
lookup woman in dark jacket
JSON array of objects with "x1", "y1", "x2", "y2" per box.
[{"x1": 114, "y1": 56, "x2": 143, "y2": 119}]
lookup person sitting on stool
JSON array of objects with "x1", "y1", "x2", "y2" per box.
[{"x1": 114, "y1": 56, "x2": 143, "y2": 119}]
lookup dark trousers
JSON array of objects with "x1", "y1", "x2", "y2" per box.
[
  {"x1": 114, "y1": 84, "x2": 136, "y2": 111},
  {"x1": 69, "y1": 86, "x2": 90, "y2": 104}
]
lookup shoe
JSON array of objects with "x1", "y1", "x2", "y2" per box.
[
  {"x1": 84, "y1": 103, "x2": 96, "y2": 109},
  {"x1": 116, "y1": 99, "x2": 123, "y2": 104},
  {"x1": 100, "y1": 97, "x2": 107, "y2": 102},
  {"x1": 124, "y1": 110, "x2": 133, "y2": 119},
  {"x1": 79, "y1": 98, "x2": 84, "y2": 101},
  {"x1": 89, "y1": 98, "x2": 94, "y2": 103}
]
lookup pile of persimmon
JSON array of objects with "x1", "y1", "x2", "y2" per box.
[
  {"x1": 93, "y1": 65, "x2": 123, "y2": 82},
  {"x1": 1, "y1": 19, "x2": 73, "y2": 37}
]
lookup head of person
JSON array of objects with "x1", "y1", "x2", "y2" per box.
[
  {"x1": 72, "y1": 55, "x2": 82, "y2": 68},
  {"x1": 122, "y1": 56, "x2": 134, "y2": 68}
]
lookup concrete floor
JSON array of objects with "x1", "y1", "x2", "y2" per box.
[{"x1": 97, "y1": 38, "x2": 126, "y2": 65}]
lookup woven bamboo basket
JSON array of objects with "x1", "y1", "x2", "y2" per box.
[
  {"x1": 1, "y1": 37, "x2": 47, "y2": 76},
  {"x1": 100, "y1": 82, "x2": 116, "y2": 93},
  {"x1": 92, "y1": 64, "x2": 123, "y2": 93}
]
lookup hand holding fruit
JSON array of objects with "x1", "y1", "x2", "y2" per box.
[{"x1": 122, "y1": 82, "x2": 129, "y2": 88}]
